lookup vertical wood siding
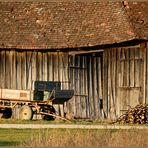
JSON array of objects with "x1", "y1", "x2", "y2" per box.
[
  {"x1": 68, "y1": 54, "x2": 103, "y2": 119},
  {"x1": 0, "y1": 50, "x2": 103, "y2": 119},
  {"x1": 0, "y1": 51, "x2": 69, "y2": 90},
  {"x1": 1, "y1": 44, "x2": 147, "y2": 120},
  {"x1": 103, "y1": 44, "x2": 147, "y2": 119}
]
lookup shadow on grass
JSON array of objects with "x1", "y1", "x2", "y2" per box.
[{"x1": 0, "y1": 141, "x2": 20, "y2": 146}]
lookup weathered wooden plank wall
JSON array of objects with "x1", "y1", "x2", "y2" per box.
[
  {"x1": 2, "y1": 43, "x2": 147, "y2": 120},
  {"x1": 0, "y1": 51, "x2": 69, "y2": 90},
  {"x1": 68, "y1": 54, "x2": 103, "y2": 119},
  {"x1": 0, "y1": 50, "x2": 70, "y2": 117},
  {"x1": 0, "y1": 50, "x2": 103, "y2": 119},
  {"x1": 104, "y1": 43, "x2": 147, "y2": 119}
]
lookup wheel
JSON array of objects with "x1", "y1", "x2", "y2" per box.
[
  {"x1": 41, "y1": 105, "x2": 56, "y2": 120},
  {"x1": 0, "y1": 108, "x2": 12, "y2": 118},
  {"x1": 42, "y1": 114, "x2": 55, "y2": 120},
  {"x1": 19, "y1": 105, "x2": 33, "y2": 120}
]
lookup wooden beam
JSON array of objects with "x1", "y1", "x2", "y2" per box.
[{"x1": 68, "y1": 50, "x2": 104, "y2": 55}]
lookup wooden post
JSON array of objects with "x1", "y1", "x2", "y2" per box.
[
  {"x1": 103, "y1": 49, "x2": 108, "y2": 118},
  {"x1": 143, "y1": 44, "x2": 147, "y2": 104}
]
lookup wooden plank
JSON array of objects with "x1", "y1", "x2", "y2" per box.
[
  {"x1": 76, "y1": 56, "x2": 81, "y2": 118},
  {"x1": 126, "y1": 49, "x2": 130, "y2": 87},
  {"x1": 58, "y1": 54, "x2": 64, "y2": 117},
  {"x1": 97, "y1": 57, "x2": 102, "y2": 118},
  {"x1": 51, "y1": 54, "x2": 58, "y2": 115},
  {"x1": 51, "y1": 54, "x2": 54, "y2": 81},
  {"x1": 69, "y1": 49, "x2": 104, "y2": 55},
  {"x1": 115, "y1": 49, "x2": 118, "y2": 118},
  {"x1": 46, "y1": 52, "x2": 49, "y2": 81},
  {"x1": 57, "y1": 52, "x2": 60, "y2": 82},
  {"x1": 48, "y1": 53, "x2": 53, "y2": 81},
  {"x1": 117, "y1": 48, "x2": 121, "y2": 117},
  {"x1": 111, "y1": 49, "x2": 117, "y2": 119},
  {"x1": 35, "y1": 52, "x2": 39, "y2": 81},
  {"x1": 31, "y1": 51, "x2": 36, "y2": 90},
  {"x1": 26, "y1": 51, "x2": 33, "y2": 90},
  {"x1": 93, "y1": 56, "x2": 99, "y2": 119},
  {"x1": 63, "y1": 54, "x2": 68, "y2": 115},
  {"x1": 146, "y1": 43, "x2": 148, "y2": 104},
  {"x1": 13, "y1": 51, "x2": 17, "y2": 89},
  {"x1": 20, "y1": 52, "x2": 24, "y2": 89},
  {"x1": 83, "y1": 57, "x2": 87, "y2": 118},
  {"x1": 89, "y1": 56, "x2": 94, "y2": 118},
  {"x1": 5, "y1": 51, "x2": 11, "y2": 89},
  {"x1": 16, "y1": 52, "x2": 21, "y2": 89},
  {"x1": 57, "y1": 53, "x2": 63, "y2": 116},
  {"x1": 80, "y1": 56, "x2": 85, "y2": 118},
  {"x1": 123, "y1": 49, "x2": 127, "y2": 87},
  {"x1": 81, "y1": 56, "x2": 87, "y2": 118},
  {"x1": 71, "y1": 55, "x2": 76, "y2": 116},
  {"x1": 54, "y1": 54, "x2": 58, "y2": 81},
  {"x1": 59, "y1": 55, "x2": 63, "y2": 88},
  {"x1": 120, "y1": 49, "x2": 124, "y2": 87},
  {"x1": 79, "y1": 56, "x2": 83, "y2": 118},
  {"x1": 38, "y1": 52, "x2": 42, "y2": 81},
  {"x1": 135, "y1": 48, "x2": 140, "y2": 87},
  {"x1": 110, "y1": 50, "x2": 114, "y2": 119},
  {"x1": 0, "y1": 51, "x2": 3, "y2": 89},
  {"x1": 62, "y1": 54, "x2": 66, "y2": 89},
  {"x1": 125, "y1": 49, "x2": 130, "y2": 111},
  {"x1": 9, "y1": 50, "x2": 13, "y2": 89},
  {"x1": 42, "y1": 52, "x2": 47, "y2": 81},
  {"x1": 73, "y1": 56, "x2": 78, "y2": 117},
  {"x1": 139, "y1": 48, "x2": 144, "y2": 104},
  {"x1": 2, "y1": 51, "x2": 6, "y2": 88},
  {"x1": 108, "y1": 50, "x2": 112, "y2": 119},
  {"x1": 10, "y1": 51, "x2": 13, "y2": 89},
  {"x1": 103, "y1": 49, "x2": 108, "y2": 118},
  {"x1": 85, "y1": 56, "x2": 90, "y2": 118},
  {"x1": 53, "y1": 53, "x2": 60, "y2": 115},
  {"x1": 64, "y1": 54, "x2": 69, "y2": 89},
  {"x1": 0, "y1": 51, "x2": 1, "y2": 88},
  {"x1": 130, "y1": 49, "x2": 135, "y2": 87},
  {"x1": 98, "y1": 57, "x2": 103, "y2": 100}
]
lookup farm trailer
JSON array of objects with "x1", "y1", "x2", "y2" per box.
[{"x1": 0, "y1": 81, "x2": 74, "y2": 120}]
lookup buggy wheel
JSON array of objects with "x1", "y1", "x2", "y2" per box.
[
  {"x1": 19, "y1": 105, "x2": 33, "y2": 120},
  {"x1": 0, "y1": 108, "x2": 12, "y2": 118},
  {"x1": 42, "y1": 114, "x2": 55, "y2": 120},
  {"x1": 41, "y1": 105, "x2": 56, "y2": 120}
]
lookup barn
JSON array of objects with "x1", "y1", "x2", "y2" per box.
[{"x1": 0, "y1": 1, "x2": 148, "y2": 119}]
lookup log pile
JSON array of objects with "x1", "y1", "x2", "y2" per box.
[{"x1": 116, "y1": 104, "x2": 148, "y2": 124}]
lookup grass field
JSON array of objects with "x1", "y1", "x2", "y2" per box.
[
  {"x1": 0, "y1": 128, "x2": 147, "y2": 147},
  {"x1": 0, "y1": 119, "x2": 148, "y2": 147},
  {"x1": 0, "y1": 128, "x2": 36, "y2": 146},
  {"x1": 0, "y1": 118, "x2": 114, "y2": 125}
]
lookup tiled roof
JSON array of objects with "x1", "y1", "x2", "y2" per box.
[
  {"x1": 0, "y1": 1, "x2": 147, "y2": 49},
  {"x1": 126, "y1": 2, "x2": 148, "y2": 40}
]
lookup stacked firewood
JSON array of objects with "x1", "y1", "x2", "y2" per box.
[{"x1": 116, "y1": 104, "x2": 148, "y2": 124}]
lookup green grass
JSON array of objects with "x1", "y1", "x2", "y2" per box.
[
  {"x1": 0, "y1": 128, "x2": 39, "y2": 146},
  {"x1": 0, "y1": 118, "x2": 115, "y2": 125},
  {"x1": 0, "y1": 128, "x2": 147, "y2": 147},
  {"x1": 0, "y1": 118, "x2": 147, "y2": 147}
]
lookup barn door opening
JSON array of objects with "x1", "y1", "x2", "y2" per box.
[{"x1": 68, "y1": 52, "x2": 103, "y2": 119}]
